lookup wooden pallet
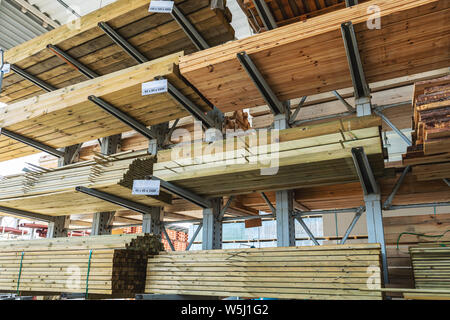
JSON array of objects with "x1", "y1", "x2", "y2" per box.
[
  {"x1": 153, "y1": 116, "x2": 385, "y2": 196},
  {"x1": 0, "y1": 234, "x2": 163, "y2": 297},
  {"x1": 0, "y1": 0, "x2": 235, "y2": 104},
  {"x1": 145, "y1": 244, "x2": 384, "y2": 300},
  {"x1": 0, "y1": 151, "x2": 171, "y2": 216},
  {"x1": 0, "y1": 52, "x2": 210, "y2": 162},
  {"x1": 180, "y1": 0, "x2": 450, "y2": 113}
]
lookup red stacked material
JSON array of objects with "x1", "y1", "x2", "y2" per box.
[
  {"x1": 117, "y1": 226, "x2": 189, "y2": 251},
  {"x1": 402, "y1": 75, "x2": 450, "y2": 181},
  {"x1": 161, "y1": 230, "x2": 189, "y2": 251},
  {"x1": 0, "y1": 227, "x2": 28, "y2": 236}
]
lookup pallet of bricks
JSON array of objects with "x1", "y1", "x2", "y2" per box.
[
  {"x1": 0, "y1": 234, "x2": 163, "y2": 298},
  {"x1": 409, "y1": 242, "x2": 450, "y2": 300},
  {"x1": 402, "y1": 75, "x2": 450, "y2": 182},
  {"x1": 162, "y1": 228, "x2": 189, "y2": 251},
  {"x1": 116, "y1": 226, "x2": 188, "y2": 251}
]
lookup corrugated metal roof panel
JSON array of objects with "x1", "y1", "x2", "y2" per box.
[
  {"x1": 0, "y1": 0, "x2": 48, "y2": 49},
  {"x1": 27, "y1": 0, "x2": 120, "y2": 25}
]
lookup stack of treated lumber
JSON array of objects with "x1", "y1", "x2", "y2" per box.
[
  {"x1": 238, "y1": 0, "x2": 366, "y2": 31},
  {"x1": 0, "y1": 0, "x2": 235, "y2": 104},
  {"x1": 0, "y1": 234, "x2": 163, "y2": 297},
  {"x1": 153, "y1": 115, "x2": 385, "y2": 196},
  {"x1": 180, "y1": 0, "x2": 449, "y2": 112},
  {"x1": 145, "y1": 244, "x2": 384, "y2": 300},
  {"x1": 402, "y1": 76, "x2": 450, "y2": 181},
  {"x1": 410, "y1": 245, "x2": 450, "y2": 299},
  {"x1": 0, "y1": 151, "x2": 171, "y2": 216},
  {"x1": 0, "y1": 52, "x2": 210, "y2": 162}
]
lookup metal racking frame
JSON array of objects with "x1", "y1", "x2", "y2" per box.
[{"x1": 0, "y1": 0, "x2": 448, "y2": 300}]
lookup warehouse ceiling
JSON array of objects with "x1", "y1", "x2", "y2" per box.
[{"x1": 0, "y1": 0, "x2": 252, "y2": 50}]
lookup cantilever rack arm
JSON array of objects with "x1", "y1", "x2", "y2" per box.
[{"x1": 0, "y1": 128, "x2": 65, "y2": 158}]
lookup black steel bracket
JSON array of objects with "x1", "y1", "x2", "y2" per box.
[
  {"x1": 150, "y1": 176, "x2": 212, "y2": 209},
  {"x1": 47, "y1": 44, "x2": 99, "y2": 79},
  {"x1": 237, "y1": 51, "x2": 284, "y2": 115},
  {"x1": 75, "y1": 186, "x2": 153, "y2": 215},
  {"x1": 88, "y1": 95, "x2": 157, "y2": 140},
  {"x1": 0, "y1": 206, "x2": 56, "y2": 223},
  {"x1": 351, "y1": 147, "x2": 379, "y2": 195},
  {"x1": 98, "y1": 22, "x2": 149, "y2": 64},
  {"x1": 0, "y1": 128, "x2": 65, "y2": 158},
  {"x1": 253, "y1": 0, "x2": 277, "y2": 30},
  {"x1": 10, "y1": 64, "x2": 56, "y2": 92},
  {"x1": 171, "y1": 5, "x2": 210, "y2": 51}
]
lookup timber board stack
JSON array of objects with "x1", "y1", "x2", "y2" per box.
[
  {"x1": 0, "y1": 0, "x2": 235, "y2": 104},
  {"x1": 402, "y1": 75, "x2": 450, "y2": 181},
  {"x1": 410, "y1": 244, "x2": 450, "y2": 300},
  {"x1": 180, "y1": 0, "x2": 449, "y2": 113},
  {"x1": 145, "y1": 244, "x2": 384, "y2": 300},
  {"x1": 0, "y1": 151, "x2": 172, "y2": 216},
  {"x1": 0, "y1": 52, "x2": 211, "y2": 162},
  {"x1": 153, "y1": 116, "x2": 385, "y2": 196},
  {"x1": 239, "y1": 0, "x2": 369, "y2": 31},
  {"x1": 0, "y1": 234, "x2": 163, "y2": 298}
]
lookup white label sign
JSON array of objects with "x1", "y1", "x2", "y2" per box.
[
  {"x1": 1, "y1": 64, "x2": 10, "y2": 73},
  {"x1": 149, "y1": 1, "x2": 174, "y2": 13},
  {"x1": 142, "y1": 79, "x2": 168, "y2": 96},
  {"x1": 132, "y1": 180, "x2": 160, "y2": 195}
]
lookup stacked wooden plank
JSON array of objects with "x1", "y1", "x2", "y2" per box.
[
  {"x1": 0, "y1": 0, "x2": 235, "y2": 104},
  {"x1": 0, "y1": 234, "x2": 163, "y2": 297},
  {"x1": 239, "y1": 0, "x2": 367, "y2": 31},
  {"x1": 0, "y1": 151, "x2": 171, "y2": 216},
  {"x1": 145, "y1": 244, "x2": 384, "y2": 300},
  {"x1": 0, "y1": 52, "x2": 211, "y2": 162},
  {"x1": 153, "y1": 115, "x2": 385, "y2": 196},
  {"x1": 410, "y1": 245, "x2": 450, "y2": 299},
  {"x1": 383, "y1": 214, "x2": 450, "y2": 293},
  {"x1": 402, "y1": 76, "x2": 450, "y2": 183},
  {"x1": 180, "y1": 0, "x2": 450, "y2": 113}
]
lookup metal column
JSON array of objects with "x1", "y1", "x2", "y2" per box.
[
  {"x1": 202, "y1": 198, "x2": 222, "y2": 250},
  {"x1": 142, "y1": 206, "x2": 163, "y2": 235},
  {"x1": 351, "y1": 147, "x2": 389, "y2": 284},
  {"x1": 57, "y1": 144, "x2": 82, "y2": 167},
  {"x1": 48, "y1": 144, "x2": 82, "y2": 238},
  {"x1": 47, "y1": 216, "x2": 70, "y2": 238},
  {"x1": 273, "y1": 112, "x2": 295, "y2": 247},
  {"x1": 365, "y1": 193, "x2": 388, "y2": 284},
  {"x1": 276, "y1": 190, "x2": 295, "y2": 247},
  {"x1": 91, "y1": 134, "x2": 121, "y2": 236},
  {"x1": 148, "y1": 123, "x2": 169, "y2": 156},
  {"x1": 0, "y1": 49, "x2": 6, "y2": 94},
  {"x1": 91, "y1": 212, "x2": 115, "y2": 236}
]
